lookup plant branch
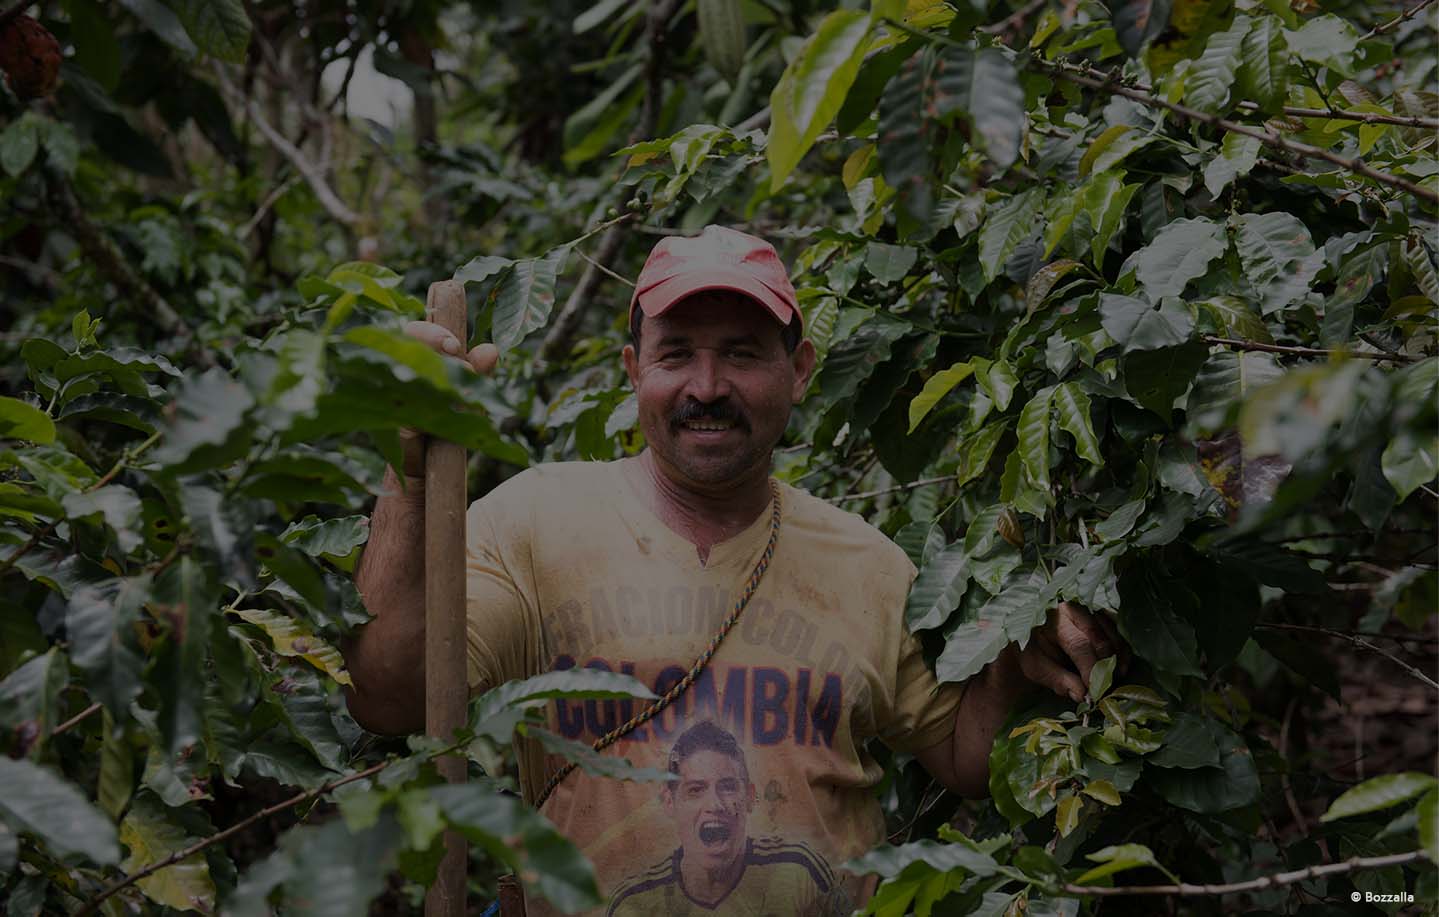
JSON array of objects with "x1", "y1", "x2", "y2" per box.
[
  {"x1": 1203, "y1": 335, "x2": 1420, "y2": 363},
  {"x1": 76, "y1": 760, "x2": 393, "y2": 917},
  {"x1": 51, "y1": 702, "x2": 102, "y2": 737},
  {"x1": 1061, "y1": 850, "x2": 1427, "y2": 897},
  {"x1": 540, "y1": 0, "x2": 678, "y2": 362},
  {"x1": 980, "y1": 0, "x2": 1047, "y2": 36},
  {"x1": 828, "y1": 474, "x2": 962, "y2": 504},
  {"x1": 1362, "y1": 0, "x2": 1437, "y2": 39},
  {"x1": 44, "y1": 172, "x2": 213, "y2": 366},
  {"x1": 1038, "y1": 61, "x2": 1439, "y2": 204},
  {"x1": 1043, "y1": 59, "x2": 1439, "y2": 129},
  {"x1": 576, "y1": 248, "x2": 635, "y2": 288},
  {"x1": 213, "y1": 65, "x2": 360, "y2": 226},
  {"x1": 1256, "y1": 622, "x2": 1439, "y2": 690}
]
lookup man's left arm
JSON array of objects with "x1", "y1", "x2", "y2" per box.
[{"x1": 914, "y1": 602, "x2": 1122, "y2": 798}]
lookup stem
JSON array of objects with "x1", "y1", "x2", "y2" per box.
[
  {"x1": 1362, "y1": 0, "x2": 1437, "y2": 39},
  {"x1": 1203, "y1": 335, "x2": 1420, "y2": 363},
  {"x1": 51, "y1": 702, "x2": 102, "y2": 737},
  {"x1": 828, "y1": 474, "x2": 962, "y2": 504},
  {"x1": 75, "y1": 760, "x2": 394, "y2": 917},
  {"x1": 1255, "y1": 622, "x2": 1439, "y2": 690},
  {"x1": 1061, "y1": 850, "x2": 1427, "y2": 897},
  {"x1": 1037, "y1": 62, "x2": 1439, "y2": 205}
]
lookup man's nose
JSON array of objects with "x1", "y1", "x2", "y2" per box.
[{"x1": 684, "y1": 350, "x2": 731, "y2": 403}]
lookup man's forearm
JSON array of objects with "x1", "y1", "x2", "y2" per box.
[
  {"x1": 344, "y1": 467, "x2": 428, "y2": 734},
  {"x1": 946, "y1": 645, "x2": 1038, "y2": 796}
]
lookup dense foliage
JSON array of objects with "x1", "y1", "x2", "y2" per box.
[{"x1": 1, "y1": 0, "x2": 1435, "y2": 914}]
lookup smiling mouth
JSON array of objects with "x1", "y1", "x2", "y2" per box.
[
  {"x1": 680, "y1": 420, "x2": 738, "y2": 433},
  {"x1": 698, "y1": 821, "x2": 731, "y2": 846}
]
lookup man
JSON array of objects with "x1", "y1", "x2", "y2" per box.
[
  {"x1": 345, "y1": 225, "x2": 1119, "y2": 914},
  {"x1": 608, "y1": 720, "x2": 848, "y2": 916}
]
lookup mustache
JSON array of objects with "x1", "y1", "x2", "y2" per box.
[{"x1": 670, "y1": 399, "x2": 747, "y2": 429}]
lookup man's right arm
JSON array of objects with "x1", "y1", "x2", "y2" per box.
[
  {"x1": 342, "y1": 326, "x2": 499, "y2": 735},
  {"x1": 344, "y1": 463, "x2": 428, "y2": 735}
]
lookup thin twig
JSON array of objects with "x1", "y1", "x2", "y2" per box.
[
  {"x1": 1037, "y1": 61, "x2": 1439, "y2": 205},
  {"x1": 52, "y1": 702, "x2": 102, "y2": 737},
  {"x1": 1062, "y1": 850, "x2": 1427, "y2": 897},
  {"x1": 213, "y1": 65, "x2": 360, "y2": 226},
  {"x1": 576, "y1": 248, "x2": 635, "y2": 288},
  {"x1": 828, "y1": 474, "x2": 961, "y2": 504},
  {"x1": 1256, "y1": 623, "x2": 1439, "y2": 690},
  {"x1": 1203, "y1": 335, "x2": 1420, "y2": 363},
  {"x1": 76, "y1": 760, "x2": 392, "y2": 916},
  {"x1": 1362, "y1": 0, "x2": 1437, "y2": 39},
  {"x1": 0, "y1": 253, "x2": 63, "y2": 286},
  {"x1": 980, "y1": 0, "x2": 1047, "y2": 36},
  {"x1": 239, "y1": 175, "x2": 301, "y2": 241}
]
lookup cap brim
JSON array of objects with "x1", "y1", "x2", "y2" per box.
[{"x1": 633, "y1": 269, "x2": 797, "y2": 329}]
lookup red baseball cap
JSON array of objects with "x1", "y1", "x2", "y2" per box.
[{"x1": 629, "y1": 225, "x2": 802, "y2": 332}]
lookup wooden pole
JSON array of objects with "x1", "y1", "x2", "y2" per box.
[{"x1": 424, "y1": 280, "x2": 468, "y2": 917}]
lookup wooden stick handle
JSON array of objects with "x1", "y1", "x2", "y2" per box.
[{"x1": 424, "y1": 280, "x2": 468, "y2": 917}]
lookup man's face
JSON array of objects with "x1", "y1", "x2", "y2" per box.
[
  {"x1": 622, "y1": 293, "x2": 815, "y2": 490},
  {"x1": 665, "y1": 749, "x2": 753, "y2": 870}
]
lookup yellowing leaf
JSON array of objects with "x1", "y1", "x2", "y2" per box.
[
  {"x1": 121, "y1": 796, "x2": 216, "y2": 913},
  {"x1": 1056, "y1": 795, "x2": 1083, "y2": 837},
  {"x1": 233, "y1": 607, "x2": 353, "y2": 686},
  {"x1": 1083, "y1": 779, "x2": 1123, "y2": 806}
]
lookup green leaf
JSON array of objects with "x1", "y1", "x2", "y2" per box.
[
  {"x1": 1116, "y1": 571, "x2": 1202, "y2": 676},
  {"x1": 228, "y1": 813, "x2": 401, "y2": 917},
  {"x1": 844, "y1": 838, "x2": 999, "y2": 878},
  {"x1": 1285, "y1": 14, "x2": 1360, "y2": 78},
  {"x1": 1132, "y1": 217, "x2": 1227, "y2": 300},
  {"x1": 527, "y1": 729, "x2": 675, "y2": 783},
  {"x1": 1075, "y1": 843, "x2": 1177, "y2": 885},
  {"x1": 767, "y1": 10, "x2": 872, "y2": 190},
  {"x1": 169, "y1": 0, "x2": 250, "y2": 62},
  {"x1": 1419, "y1": 788, "x2": 1437, "y2": 863},
  {"x1": 866, "y1": 241, "x2": 918, "y2": 284},
  {"x1": 1147, "y1": 713, "x2": 1222, "y2": 769},
  {"x1": 152, "y1": 557, "x2": 216, "y2": 756},
  {"x1": 1199, "y1": 295, "x2": 1272, "y2": 344},
  {"x1": 935, "y1": 595, "x2": 1014, "y2": 684},
  {"x1": 1086, "y1": 172, "x2": 1140, "y2": 266},
  {"x1": 1088, "y1": 655, "x2": 1117, "y2": 702},
  {"x1": 151, "y1": 368, "x2": 255, "y2": 472},
  {"x1": 281, "y1": 515, "x2": 370, "y2": 559},
  {"x1": 1123, "y1": 340, "x2": 1209, "y2": 419},
  {"x1": 0, "y1": 113, "x2": 42, "y2": 177},
  {"x1": 62, "y1": 485, "x2": 144, "y2": 553},
  {"x1": 1187, "y1": 350, "x2": 1284, "y2": 435},
  {"x1": 957, "y1": 420, "x2": 1008, "y2": 486},
  {"x1": 905, "y1": 543, "x2": 969, "y2": 631},
  {"x1": 1382, "y1": 430, "x2": 1439, "y2": 502},
  {"x1": 908, "y1": 362, "x2": 975, "y2": 433},
  {"x1": 67, "y1": 576, "x2": 149, "y2": 715},
  {"x1": 0, "y1": 396, "x2": 55, "y2": 444},
  {"x1": 0, "y1": 757, "x2": 120, "y2": 865},
  {"x1": 1100, "y1": 294, "x2": 1195, "y2": 353},
  {"x1": 979, "y1": 189, "x2": 1044, "y2": 284},
  {"x1": 1237, "y1": 15, "x2": 1289, "y2": 112},
  {"x1": 343, "y1": 327, "x2": 453, "y2": 392},
  {"x1": 930, "y1": 44, "x2": 1025, "y2": 169},
  {"x1": 1186, "y1": 16, "x2": 1248, "y2": 113},
  {"x1": 0, "y1": 647, "x2": 67, "y2": 746},
  {"x1": 1321, "y1": 772, "x2": 1438, "y2": 823},
  {"x1": 120, "y1": 794, "x2": 216, "y2": 912},
  {"x1": 1113, "y1": 0, "x2": 1172, "y2": 57},
  {"x1": 1078, "y1": 125, "x2": 1157, "y2": 178},
  {"x1": 1054, "y1": 382, "x2": 1103, "y2": 466},
  {"x1": 492, "y1": 245, "x2": 570, "y2": 351},
  {"x1": 432, "y1": 784, "x2": 601, "y2": 913},
  {"x1": 1231, "y1": 212, "x2": 1324, "y2": 314},
  {"x1": 977, "y1": 360, "x2": 1018, "y2": 411},
  {"x1": 1150, "y1": 728, "x2": 1259, "y2": 813},
  {"x1": 1403, "y1": 238, "x2": 1439, "y2": 307},
  {"x1": 115, "y1": 0, "x2": 198, "y2": 56},
  {"x1": 1203, "y1": 133, "x2": 1262, "y2": 197},
  {"x1": 1017, "y1": 386, "x2": 1055, "y2": 494}
]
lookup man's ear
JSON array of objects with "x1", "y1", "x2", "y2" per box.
[
  {"x1": 789, "y1": 339, "x2": 816, "y2": 403},
  {"x1": 622, "y1": 343, "x2": 640, "y2": 389}
]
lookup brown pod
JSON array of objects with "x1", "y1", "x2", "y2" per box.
[{"x1": 0, "y1": 15, "x2": 61, "y2": 100}]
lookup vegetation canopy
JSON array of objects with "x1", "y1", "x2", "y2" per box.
[{"x1": 0, "y1": 0, "x2": 1435, "y2": 914}]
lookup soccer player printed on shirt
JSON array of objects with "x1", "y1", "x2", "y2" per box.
[
  {"x1": 607, "y1": 721, "x2": 849, "y2": 917},
  {"x1": 345, "y1": 225, "x2": 1127, "y2": 916}
]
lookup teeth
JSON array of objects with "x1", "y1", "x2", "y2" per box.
[{"x1": 684, "y1": 422, "x2": 732, "y2": 431}]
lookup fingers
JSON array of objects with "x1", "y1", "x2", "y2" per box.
[
  {"x1": 403, "y1": 321, "x2": 501, "y2": 375},
  {"x1": 1018, "y1": 633, "x2": 1087, "y2": 704}
]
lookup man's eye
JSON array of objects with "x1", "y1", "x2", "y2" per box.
[
  {"x1": 726, "y1": 349, "x2": 757, "y2": 361},
  {"x1": 661, "y1": 349, "x2": 690, "y2": 362}
]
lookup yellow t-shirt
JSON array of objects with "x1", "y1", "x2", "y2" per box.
[{"x1": 464, "y1": 460, "x2": 962, "y2": 916}]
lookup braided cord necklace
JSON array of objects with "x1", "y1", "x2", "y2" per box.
[{"x1": 534, "y1": 478, "x2": 783, "y2": 809}]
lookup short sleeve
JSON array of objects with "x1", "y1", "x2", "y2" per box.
[
  {"x1": 881, "y1": 629, "x2": 964, "y2": 753},
  {"x1": 464, "y1": 498, "x2": 538, "y2": 695}
]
